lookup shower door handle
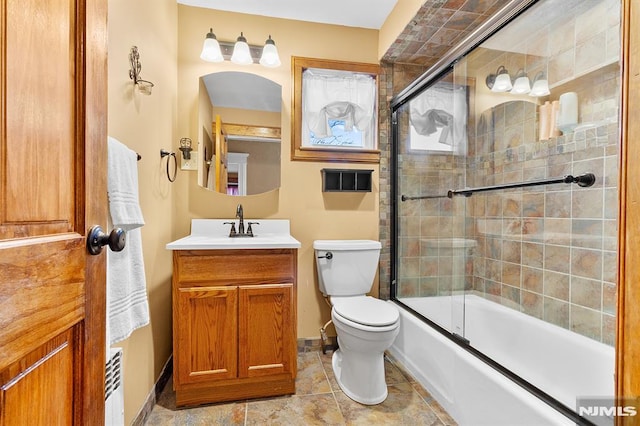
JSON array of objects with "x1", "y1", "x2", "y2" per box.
[{"x1": 317, "y1": 252, "x2": 333, "y2": 260}]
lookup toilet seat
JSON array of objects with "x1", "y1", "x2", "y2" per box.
[{"x1": 332, "y1": 296, "x2": 399, "y2": 327}]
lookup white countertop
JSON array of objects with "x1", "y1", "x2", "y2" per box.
[{"x1": 166, "y1": 219, "x2": 301, "y2": 250}]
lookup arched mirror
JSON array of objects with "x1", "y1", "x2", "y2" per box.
[{"x1": 197, "y1": 71, "x2": 281, "y2": 195}]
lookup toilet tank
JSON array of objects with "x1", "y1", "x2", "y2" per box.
[{"x1": 313, "y1": 240, "x2": 381, "y2": 296}]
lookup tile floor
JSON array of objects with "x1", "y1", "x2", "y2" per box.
[{"x1": 144, "y1": 350, "x2": 457, "y2": 425}]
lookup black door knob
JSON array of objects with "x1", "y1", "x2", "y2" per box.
[{"x1": 87, "y1": 225, "x2": 126, "y2": 255}]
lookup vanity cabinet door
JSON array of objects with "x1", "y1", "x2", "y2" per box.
[
  {"x1": 238, "y1": 284, "x2": 295, "y2": 379},
  {"x1": 174, "y1": 286, "x2": 238, "y2": 385}
]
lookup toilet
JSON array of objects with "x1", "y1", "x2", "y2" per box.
[{"x1": 313, "y1": 239, "x2": 400, "y2": 405}]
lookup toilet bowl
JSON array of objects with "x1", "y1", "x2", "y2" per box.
[
  {"x1": 313, "y1": 240, "x2": 400, "y2": 405},
  {"x1": 330, "y1": 296, "x2": 400, "y2": 404}
]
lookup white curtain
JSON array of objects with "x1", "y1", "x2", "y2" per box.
[
  {"x1": 302, "y1": 68, "x2": 376, "y2": 147},
  {"x1": 409, "y1": 84, "x2": 467, "y2": 153}
]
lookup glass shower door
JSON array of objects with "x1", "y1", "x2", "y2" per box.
[
  {"x1": 394, "y1": 65, "x2": 470, "y2": 336},
  {"x1": 392, "y1": 0, "x2": 618, "y2": 419}
]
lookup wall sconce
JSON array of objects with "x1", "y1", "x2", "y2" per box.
[
  {"x1": 529, "y1": 71, "x2": 550, "y2": 97},
  {"x1": 510, "y1": 69, "x2": 531, "y2": 94},
  {"x1": 179, "y1": 138, "x2": 192, "y2": 160},
  {"x1": 486, "y1": 66, "x2": 512, "y2": 92},
  {"x1": 200, "y1": 29, "x2": 281, "y2": 68},
  {"x1": 129, "y1": 46, "x2": 154, "y2": 95}
]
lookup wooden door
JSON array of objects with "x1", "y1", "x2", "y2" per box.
[
  {"x1": 213, "y1": 115, "x2": 228, "y2": 193},
  {"x1": 238, "y1": 284, "x2": 294, "y2": 379},
  {"x1": 174, "y1": 286, "x2": 238, "y2": 385},
  {"x1": 0, "y1": 0, "x2": 107, "y2": 424}
]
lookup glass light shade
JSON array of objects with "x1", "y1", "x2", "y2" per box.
[
  {"x1": 529, "y1": 77, "x2": 550, "y2": 97},
  {"x1": 510, "y1": 75, "x2": 531, "y2": 94},
  {"x1": 200, "y1": 29, "x2": 223, "y2": 63},
  {"x1": 491, "y1": 71, "x2": 512, "y2": 92},
  {"x1": 259, "y1": 37, "x2": 281, "y2": 68},
  {"x1": 231, "y1": 32, "x2": 253, "y2": 65}
]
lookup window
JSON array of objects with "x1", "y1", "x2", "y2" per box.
[{"x1": 292, "y1": 57, "x2": 380, "y2": 163}]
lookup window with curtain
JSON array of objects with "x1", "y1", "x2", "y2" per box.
[
  {"x1": 291, "y1": 57, "x2": 379, "y2": 163},
  {"x1": 302, "y1": 68, "x2": 376, "y2": 149}
]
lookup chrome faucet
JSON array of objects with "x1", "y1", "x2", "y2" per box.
[{"x1": 236, "y1": 204, "x2": 245, "y2": 235}]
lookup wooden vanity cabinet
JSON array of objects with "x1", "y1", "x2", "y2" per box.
[{"x1": 172, "y1": 248, "x2": 297, "y2": 407}]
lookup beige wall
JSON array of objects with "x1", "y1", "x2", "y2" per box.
[
  {"x1": 208, "y1": 107, "x2": 281, "y2": 194},
  {"x1": 107, "y1": 0, "x2": 177, "y2": 423},
  {"x1": 227, "y1": 139, "x2": 281, "y2": 195},
  {"x1": 176, "y1": 5, "x2": 381, "y2": 340},
  {"x1": 107, "y1": 2, "x2": 385, "y2": 422}
]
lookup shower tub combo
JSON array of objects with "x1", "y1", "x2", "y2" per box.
[
  {"x1": 388, "y1": 0, "x2": 620, "y2": 423},
  {"x1": 388, "y1": 296, "x2": 614, "y2": 425}
]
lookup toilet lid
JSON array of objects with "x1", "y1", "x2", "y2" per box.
[{"x1": 333, "y1": 297, "x2": 399, "y2": 327}]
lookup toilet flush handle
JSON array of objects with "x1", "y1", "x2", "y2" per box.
[{"x1": 317, "y1": 251, "x2": 333, "y2": 260}]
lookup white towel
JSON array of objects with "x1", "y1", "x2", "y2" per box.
[{"x1": 107, "y1": 136, "x2": 150, "y2": 345}]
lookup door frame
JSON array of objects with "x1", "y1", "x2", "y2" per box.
[{"x1": 79, "y1": 0, "x2": 108, "y2": 419}]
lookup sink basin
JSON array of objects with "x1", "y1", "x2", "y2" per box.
[{"x1": 166, "y1": 219, "x2": 301, "y2": 250}]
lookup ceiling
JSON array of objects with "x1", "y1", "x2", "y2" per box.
[
  {"x1": 202, "y1": 72, "x2": 281, "y2": 112},
  {"x1": 177, "y1": 0, "x2": 398, "y2": 30}
]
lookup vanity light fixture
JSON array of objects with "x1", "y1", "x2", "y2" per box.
[
  {"x1": 486, "y1": 65, "x2": 512, "y2": 92},
  {"x1": 529, "y1": 71, "x2": 551, "y2": 97},
  {"x1": 510, "y1": 69, "x2": 531, "y2": 94},
  {"x1": 199, "y1": 29, "x2": 281, "y2": 68},
  {"x1": 129, "y1": 46, "x2": 154, "y2": 95}
]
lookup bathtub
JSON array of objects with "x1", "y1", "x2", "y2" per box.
[{"x1": 388, "y1": 295, "x2": 615, "y2": 426}]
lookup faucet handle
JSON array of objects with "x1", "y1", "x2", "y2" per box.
[
  {"x1": 247, "y1": 221, "x2": 259, "y2": 236},
  {"x1": 223, "y1": 221, "x2": 237, "y2": 236}
]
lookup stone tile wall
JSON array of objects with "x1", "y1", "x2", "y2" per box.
[{"x1": 381, "y1": 0, "x2": 620, "y2": 345}]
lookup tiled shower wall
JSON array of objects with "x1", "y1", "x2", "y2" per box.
[
  {"x1": 465, "y1": 0, "x2": 620, "y2": 345},
  {"x1": 384, "y1": 0, "x2": 620, "y2": 345},
  {"x1": 468, "y1": 95, "x2": 619, "y2": 345}
]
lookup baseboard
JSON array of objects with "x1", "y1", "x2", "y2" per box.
[
  {"x1": 297, "y1": 337, "x2": 338, "y2": 353},
  {"x1": 131, "y1": 355, "x2": 173, "y2": 426}
]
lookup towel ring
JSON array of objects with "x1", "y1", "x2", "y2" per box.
[{"x1": 160, "y1": 149, "x2": 177, "y2": 182}]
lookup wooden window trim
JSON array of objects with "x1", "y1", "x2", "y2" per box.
[{"x1": 291, "y1": 57, "x2": 380, "y2": 163}]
